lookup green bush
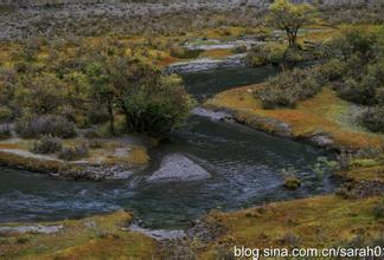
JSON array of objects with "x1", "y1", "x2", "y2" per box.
[
  {"x1": 232, "y1": 45, "x2": 247, "y2": 54},
  {"x1": 89, "y1": 139, "x2": 103, "y2": 149},
  {"x1": 359, "y1": 106, "x2": 384, "y2": 133},
  {"x1": 169, "y1": 45, "x2": 186, "y2": 58},
  {"x1": 245, "y1": 42, "x2": 286, "y2": 67},
  {"x1": 330, "y1": 27, "x2": 377, "y2": 61},
  {"x1": 0, "y1": 106, "x2": 12, "y2": 122},
  {"x1": 15, "y1": 115, "x2": 77, "y2": 139},
  {"x1": 336, "y1": 61, "x2": 384, "y2": 105},
  {"x1": 31, "y1": 135, "x2": 62, "y2": 154},
  {"x1": 15, "y1": 73, "x2": 66, "y2": 115},
  {"x1": 0, "y1": 124, "x2": 12, "y2": 140},
  {"x1": 336, "y1": 78, "x2": 375, "y2": 105},
  {"x1": 256, "y1": 67, "x2": 323, "y2": 109},
  {"x1": 58, "y1": 144, "x2": 89, "y2": 161},
  {"x1": 373, "y1": 201, "x2": 384, "y2": 219},
  {"x1": 318, "y1": 58, "x2": 347, "y2": 82},
  {"x1": 87, "y1": 106, "x2": 110, "y2": 125}
]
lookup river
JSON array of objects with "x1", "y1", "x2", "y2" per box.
[{"x1": 0, "y1": 66, "x2": 338, "y2": 229}]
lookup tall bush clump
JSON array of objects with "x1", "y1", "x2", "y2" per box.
[
  {"x1": 108, "y1": 57, "x2": 194, "y2": 138},
  {"x1": 31, "y1": 135, "x2": 62, "y2": 154},
  {"x1": 58, "y1": 144, "x2": 89, "y2": 161},
  {"x1": 255, "y1": 67, "x2": 322, "y2": 109},
  {"x1": 245, "y1": 43, "x2": 286, "y2": 67},
  {"x1": 359, "y1": 107, "x2": 384, "y2": 133},
  {"x1": 336, "y1": 61, "x2": 384, "y2": 105},
  {"x1": 15, "y1": 73, "x2": 66, "y2": 115},
  {"x1": 15, "y1": 115, "x2": 77, "y2": 138}
]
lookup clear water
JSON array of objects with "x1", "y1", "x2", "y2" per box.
[{"x1": 0, "y1": 66, "x2": 338, "y2": 229}]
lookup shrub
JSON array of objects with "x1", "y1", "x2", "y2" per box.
[
  {"x1": 232, "y1": 45, "x2": 247, "y2": 54},
  {"x1": 31, "y1": 135, "x2": 62, "y2": 154},
  {"x1": 87, "y1": 107, "x2": 110, "y2": 125},
  {"x1": 330, "y1": 27, "x2": 377, "y2": 61},
  {"x1": 281, "y1": 168, "x2": 301, "y2": 190},
  {"x1": 284, "y1": 176, "x2": 301, "y2": 190},
  {"x1": 256, "y1": 67, "x2": 323, "y2": 109},
  {"x1": 373, "y1": 200, "x2": 384, "y2": 218},
  {"x1": 336, "y1": 78, "x2": 368, "y2": 105},
  {"x1": 84, "y1": 129, "x2": 102, "y2": 139},
  {"x1": 359, "y1": 106, "x2": 384, "y2": 133},
  {"x1": 89, "y1": 139, "x2": 103, "y2": 149},
  {"x1": 16, "y1": 73, "x2": 66, "y2": 115},
  {"x1": 317, "y1": 58, "x2": 347, "y2": 82},
  {"x1": 169, "y1": 45, "x2": 186, "y2": 58},
  {"x1": 0, "y1": 124, "x2": 12, "y2": 140},
  {"x1": 110, "y1": 58, "x2": 194, "y2": 138},
  {"x1": 336, "y1": 61, "x2": 384, "y2": 105},
  {"x1": 15, "y1": 115, "x2": 77, "y2": 138},
  {"x1": 58, "y1": 144, "x2": 89, "y2": 161},
  {"x1": 245, "y1": 42, "x2": 286, "y2": 67},
  {"x1": 0, "y1": 106, "x2": 12, "y2": 122}
]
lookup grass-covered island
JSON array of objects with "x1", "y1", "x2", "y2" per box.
[{"x1": 2, "y1": 0, "x2": 384, "y2": 259}]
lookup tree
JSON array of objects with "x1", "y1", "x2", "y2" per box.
[
  {"x1": 268, "y1": 0, "x2": 317, "y2": 48},
  {"x1": 108, "y1": 57, "x2": 193, "y2": 138},
  {"x1": 16, "y1": 73, "x2": 66, "y2": 115},
  {"x1": 86, "y1": 62, "x2": 116, "y2": 134}
]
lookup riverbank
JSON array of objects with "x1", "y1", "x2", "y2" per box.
[
  {"x1": 167, "y1": 80, "x2": 384, "y2": 258},
  {"x1": 0, "y1": 137, "x2": 150, "y2": 180},
  {"x1": 0, "y1": 211, "x2": 158, "y2": 259},
  {"x1": 204, "y1": 84, "x2": 384, "y2": 150},
  {"x1": 2, "y1": 81, "x2": 384, "y2": 259}
]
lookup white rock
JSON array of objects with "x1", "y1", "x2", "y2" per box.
[{"x1": 147, "y1": 154, "x2": 210, "y2": 183}]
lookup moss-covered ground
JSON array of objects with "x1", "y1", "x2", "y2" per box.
[
  {"x1": 0, "y1": 211, "x2": 157, "y2": 260},
  {"x1": 205, "y1": 85, "x2": 384, "y2": 149}
]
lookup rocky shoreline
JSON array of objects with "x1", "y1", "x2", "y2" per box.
[
  {"x1": 165, "y1": 54, "x2": 246, "y2": 74},
  {"x1": 200, "y1": 105, "x2": 338, "y2": 151},
  {"x1": 0, "y1": 148, "x2": 144, "y2": 180}
]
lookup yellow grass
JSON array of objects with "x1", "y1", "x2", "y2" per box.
[{"x1": 205, "y1": 85, "x2": 384, "y2": 149}]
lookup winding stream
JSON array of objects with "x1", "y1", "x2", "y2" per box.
[{"x1": 0, "y1": 66, "x2": 338, "y2": 229}]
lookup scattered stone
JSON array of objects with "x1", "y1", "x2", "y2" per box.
[
  {"x1": 147, "y1": 154, "x2": 210, "y2": 183},
  {"x1": 59, "y1": 165, "x2": 135, "y2": 181},
  {"x1": 128, "y1": 224, "x2": 186, "y2": 240},
  {"x1": 191, "y1": 107, "x2": 234, "y2": 122},
  {"x1": 309, "y1": 132, "x2": 334, "y2": 148}
]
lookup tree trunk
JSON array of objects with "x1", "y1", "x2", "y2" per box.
[{"x1": 107, "y1": 99, "x2": 115, "y2": 135}]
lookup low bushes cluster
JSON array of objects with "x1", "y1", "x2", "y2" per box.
[
  {"x1": 335, "y1": 61, "x2": 384, "y2": 105},
  {"x1": 15, "y1": 115, "x2": 77, "y2": 139},
  {"x1": 58, "y1": 144, "x2": 89, "y2": 161},
  {"x1": 31, "y1": 135, "x2": 62, "y2": 154},
  {"x1": 232, "y1": 45, "x2": 247, "y2": 54},
  {"x1": 359, "y1": 107, "x2": 384, "y2": 133},
  {"x1": 255, "y1": 67, "x2": 323, "y2": 109},
  {"x1": 325, "y1": 27, "x2": 384, "y2": 132},
  {"x1": 373, "y1": 199, "x2": 384, "y2": 219},
  {"x1": 0, "y1": 106, "x2": 13, "y2": 122},
  {"x1": 245, "y1": 42, "x2": 286, "y2": 67}
]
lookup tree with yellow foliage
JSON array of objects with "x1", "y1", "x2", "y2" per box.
[{"x1": 268, "y1": 0, "x2": 317, "y2": 47}]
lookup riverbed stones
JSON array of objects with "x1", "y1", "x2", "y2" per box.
[
  {"x1": 57, "y1": 165, "x2": 135, "y2": 181},
  {"x1": 166, "y1": 54, "x2": 246, "y2": 73},
  {"x1": 147, "y1": 154, "x2": 210, "y2": 183},
  {"x1": 308, "y1": 131, "x2": 334, "y2": 148},
  {"x1": 191, "y1": 107, "x2": 234, "y2": 122}
]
